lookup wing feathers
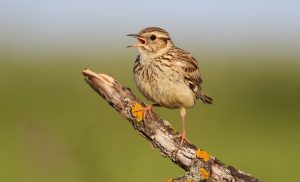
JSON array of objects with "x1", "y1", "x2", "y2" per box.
[{"x1": 167, "y1": 47, "x2": 213, "y2": 104}]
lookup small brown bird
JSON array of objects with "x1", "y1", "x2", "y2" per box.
[{"x1": 127, "y1": 27, "x2": 212, "y2": 146}]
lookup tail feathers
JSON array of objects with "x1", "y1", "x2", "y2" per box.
[
  {"x1": 197, "y1": 92, "x2": 213, "y2": 104},
  {"x1": 202, "y1": 94, "x2": 213, "y2": 104}
]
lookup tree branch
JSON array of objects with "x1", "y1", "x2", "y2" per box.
[{"x1": 82, "y1": 69, "x2": 259, "y2": 182}]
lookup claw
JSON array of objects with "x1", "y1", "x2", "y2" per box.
[
  {"x1": 143, "y1": 104, "x2": 154, "y2": 120},
  {"x1": 174, "y1": 132, "x2": 190, "y2": 148}
]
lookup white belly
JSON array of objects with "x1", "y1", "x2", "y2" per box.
[{"x1": 134, "y1": 64, "x2": 195, "y2": 109}]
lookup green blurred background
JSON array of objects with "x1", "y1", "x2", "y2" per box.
[{"x1": 1, "y1": 1, "x2": 300, "y2": 182}]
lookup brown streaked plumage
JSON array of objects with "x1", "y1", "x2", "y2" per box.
[{"x1": 127, "y1": 27, "x2": 212, "y2": 147}]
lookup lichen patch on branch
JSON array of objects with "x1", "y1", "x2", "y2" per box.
[
  {"x1": 196, "y1": 149, "x2": 210, "y2": 162},
  {"x1": 166, "y1": 178, "x2": 172, "y2": 182},
  {"x1": 199, "y1": 167, "x2": 210, "y2": 180},
  {"x1": 131, "y1": 103, "x2": 144, "y2": 122}
]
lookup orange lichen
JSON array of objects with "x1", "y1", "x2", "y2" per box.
[
  {"x1": 131, "y1": 103, "x2": 144, "y2": 122},
  {"x1": 185, "y1": 179, "x2": 193, "y2": 182},
  {"x1": 199, "y1": 167, "x2": 210, "y2": 180},
  {"x1": 196, "y1": 149, "x2": 210, "y2": 162},
  {"x1": 166, "y1": 178, "x2": 172, "y2": 182}
]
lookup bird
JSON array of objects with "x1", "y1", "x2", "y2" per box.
[{"x1": 127, "y1": 27, "x2": 212, "y2": 147}]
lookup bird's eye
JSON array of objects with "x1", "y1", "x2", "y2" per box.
[{"x1": 150, "y1": 34, "x2": 156, "y2": 40}]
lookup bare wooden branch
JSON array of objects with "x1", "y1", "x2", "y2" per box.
[{"x1": 82, "y1": 68, "x2": 260, "y2": 182}]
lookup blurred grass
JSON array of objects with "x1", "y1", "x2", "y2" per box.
[{"x1": 0, "y1": 53, "x2": 299, "y2": 182}]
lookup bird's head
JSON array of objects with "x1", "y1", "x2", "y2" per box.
[{"x1": 127, "y1": 27, "x2": 174, "y2": 57}]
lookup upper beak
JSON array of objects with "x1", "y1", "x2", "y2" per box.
[
  {"x1": 126, "y1": 34, "x2": 145, "y2": 48},
  {"x1": 126, "y1": 34, "x2": 139, "y2": 38}
]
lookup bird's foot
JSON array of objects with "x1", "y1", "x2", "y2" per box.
[
  {"x1": 172, "y1": 132, "x2": 191, "y2": 160},
  {"x1": 174, "y1": 132, "x2": 190, "y2": 148},
  {"x1": 143, "y1": 104, "x2": 154, "y2": 120}
]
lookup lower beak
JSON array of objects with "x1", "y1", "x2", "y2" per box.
[{"x1": 126, "y1": 34, "x2": 145, "y2": 48}]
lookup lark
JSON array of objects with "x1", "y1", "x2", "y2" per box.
[{"x1": 127, "y1": 27, "x2": 213, "y2": 147}]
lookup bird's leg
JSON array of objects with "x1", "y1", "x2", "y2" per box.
[
  {"x1": 180, "y1": 107, "x2": 187, "y2": 147},
  {"x1": 174, "y1": 107, "x2": 190, "y2": 148}
]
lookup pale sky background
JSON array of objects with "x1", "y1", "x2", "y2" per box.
[{"x1": 0, "y1": 0, "x2": 299, "y2": 58}]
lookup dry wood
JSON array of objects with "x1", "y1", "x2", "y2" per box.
[{"x1": 82, "y1": 68, "x2": 259, "y2": 182}]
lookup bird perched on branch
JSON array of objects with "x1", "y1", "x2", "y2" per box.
[{"x1": 127, "y1": 27, "x2": 212, "y2": 147}]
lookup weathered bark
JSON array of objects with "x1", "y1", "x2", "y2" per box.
[{"x1": 82, "y1": 69, "x2": 259, "y2": 182}]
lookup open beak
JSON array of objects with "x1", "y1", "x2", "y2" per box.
[{"x1": 126, "y1": 34, "x2": 146, "y2": 48}]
